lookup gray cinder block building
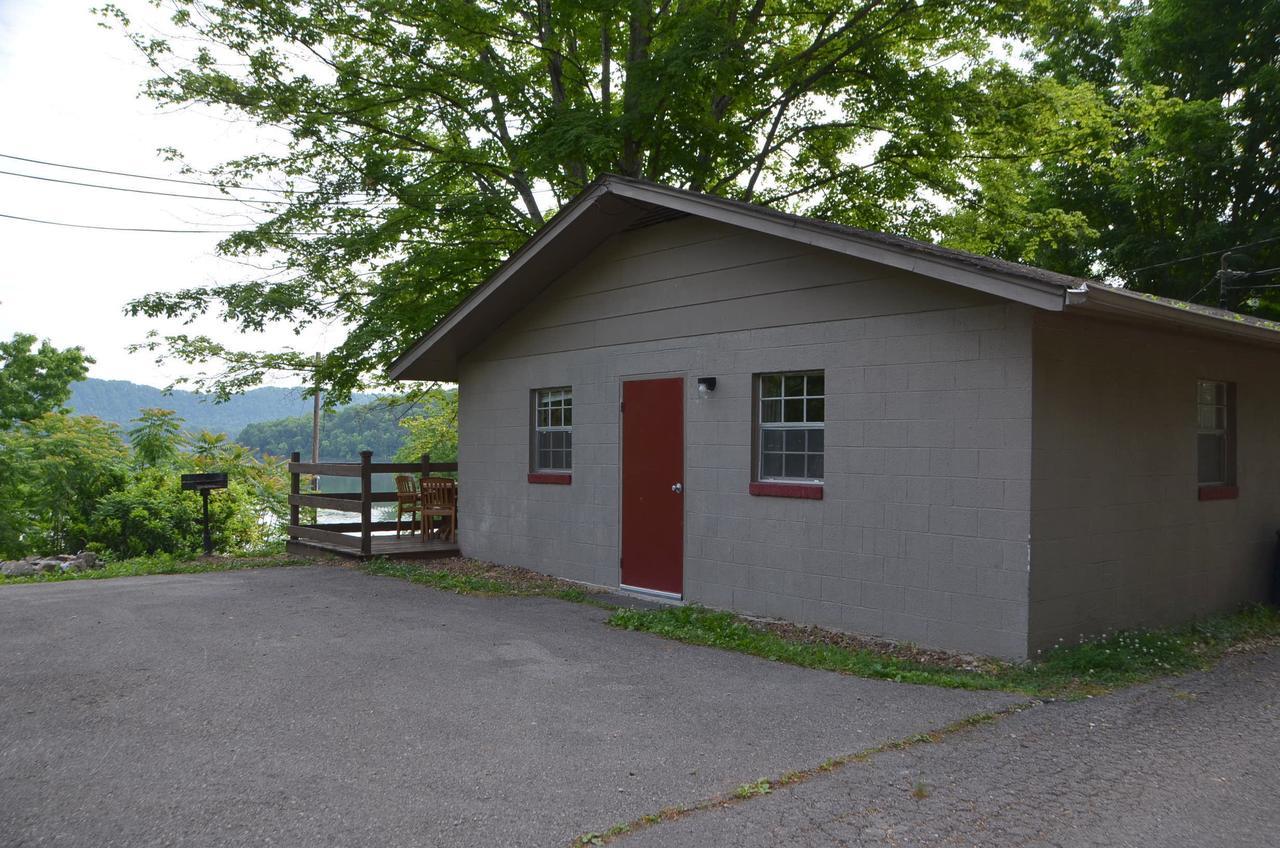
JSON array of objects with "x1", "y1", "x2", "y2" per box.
[{"x1": 391, "y1": 176, "x2": 1280, "y2": 659}]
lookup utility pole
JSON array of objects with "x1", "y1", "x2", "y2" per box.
[
  {"x1": 311, "y1": 352, "x2": 322, "y2": 493},
  {"x1": 1216, "y1": 250, "x2": 1280, "y2": 310}
]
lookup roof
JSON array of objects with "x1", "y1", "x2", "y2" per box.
[{"x1": 390, "y1": 174, "x2": 1280, "y2": 381}]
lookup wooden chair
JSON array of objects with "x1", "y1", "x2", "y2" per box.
[
  {"x1": 420, "y1": 477, "x2": 457, "y2": 542},
  {"x1": 394, "y1": 475, "x2": 421, "y2": 537}
]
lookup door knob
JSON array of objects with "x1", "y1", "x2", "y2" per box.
[{"x1": 671, "y1": 482, "x2": 683, "y2": 493}]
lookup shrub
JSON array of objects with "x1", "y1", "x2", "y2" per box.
[{"x1": 88, "y1": 468, "x2": 273, "y2": 559}]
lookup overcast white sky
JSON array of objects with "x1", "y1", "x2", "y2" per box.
[{"x1": 0, "y1": 0, "x2": 330, "y2": 388}]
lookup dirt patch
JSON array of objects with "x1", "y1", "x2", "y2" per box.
[
  {"x1": 357, "y1": 556, "x2": 609, "y2": 598},
  {"x1": 743, "y1": 617, "x2": 1008, "y2": 674}
]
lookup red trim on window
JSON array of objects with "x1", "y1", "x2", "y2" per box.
[
  {"x1": 1198, "y1": 485, "x2": 1238, "y2": 501},
  {"x1": 528, "y1": 472, "x2": 571, "y2": 485},
  {"x1": 750, "y1": 481, "x2": 823, "y2": 500}
]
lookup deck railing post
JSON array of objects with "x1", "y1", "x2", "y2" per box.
[
  {"x1": 421, "y1": 452, "x2": 430, "y2": 478},
  {"x1": 359, "y1": 450, "x2": 373, "y2": 556},
  {"x1": 289, "y1": 451, "x2": 300, "y2": 537}
]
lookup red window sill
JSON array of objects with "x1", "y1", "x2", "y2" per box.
[
  {"x1": 528, "y1": 472, "x2": 572, "y2": 485},
  {"x1": 749, "y1": 481, "x2": 823, "y2": 500},
  {"x1": 1198, "y1": 485, "x2": 1238, "y2": 501}
]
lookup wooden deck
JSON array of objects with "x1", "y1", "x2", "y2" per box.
[
  {"x1": 285, "y1": 450, "x2": 460, "y2": 562},
  {"x1": 287, "y1": 532, "x2": 460, "y2": 561}
]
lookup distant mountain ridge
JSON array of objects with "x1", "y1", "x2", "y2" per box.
[{"x1": 67, "y1": 378, "x2": 380, "y2": 437}]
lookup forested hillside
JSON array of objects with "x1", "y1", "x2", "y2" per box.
[
  {"x1": 236, "y1": 396, "x2": 445, "y2": 462},
  {"x1": 68, "y1": 378, "x2": 379, "y2": 436}
]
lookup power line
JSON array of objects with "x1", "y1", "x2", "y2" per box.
[
  {"x1": 0, "y1": 151, "x2": 352, "y2": 196},
  {"x1": 0, "y1": 168, "x2": 288, "y2": 204},
  {"x1": 0, "y1": 211, "x2": 319, "y2": 235},
  {"x1": 1129, "y1": 235, "x2": 1280, "y2": 274}
]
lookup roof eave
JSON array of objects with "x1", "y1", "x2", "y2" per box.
[
  {"x1": 603, "y1": 180, "x2": 1071, "y2": 312},
  {"x1": 387, "y1": 180, "x2": 616, "y2": 382},
  {"x1": 1072, "y1": 284, "x2": 1280, "y2": 347}
]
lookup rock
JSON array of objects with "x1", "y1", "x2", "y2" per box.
[
  {"x1": 1, "y1": 561, "x2": 37, "y2": 577},
  {"x1": 0, "y1": 552, "x2": 103, "y2": 576}
]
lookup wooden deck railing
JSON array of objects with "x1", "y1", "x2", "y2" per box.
[{"x1": 287, "y1": 450, "x2": 459, "y2": 556}]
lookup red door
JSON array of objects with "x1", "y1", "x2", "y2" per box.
[{"x1": 621, "y1": 378, "x2": 684, "y2": 596}]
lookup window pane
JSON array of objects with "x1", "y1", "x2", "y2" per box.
[
  {"x1": 563, "y1": 432, "x2": 572, "y2": 452},
  {"x1": 1197, "y1": 381, "x2": 1216, "y2": 404},
  {"x1": 563, "y1": 406, "x2": 573, "y2": 427},
  {"x1": 784, "y1": 375, "x2": 805, "y2": 397},
  {"x1": 806, "y1": 374, "x2": 824, "y2": 397},
  {"x1": 760, "y1": 375, "x2": 781, "y2": 398},
  {"x1": 1197, "y1": 433, "x2": 1225, "y2": 484},
  {"x1": 784, "y1": 429, "x2": 805, "y2": 452},
  {"x1": 538, "y1": 449, "x2": 552, "y2": 469},
  {"x1": 550, "y1": 408, "x2": 562, "y2": 427},
  {"x1": 806, "y1": 454, "x2": 824, "y2": 480},
  {"x1": 762, "y1": 452, "x2": 783, "y2": 478},
  {"x1": 537, "y1": 431, "x2": 551, "y2": 451},
  {"x1": 762, "y1": 430, "x2": 783, "y2": 451},
  {"x1": 761, "y1": 399, "x2": 781, "y2": 423},
  {"x1": 807, "y1": 429, "x2": 824, "y2": 452},
  {"x1": 783, "y1": 398, "x2": 805, "y2": 422},
  {"x1": 806, "y1": 398, "x2": 825, "y2": 423},
  {"x1": 784, "y1": 454, "x2": 806, "y2": 478},
  {"x1": 1197, "y1": 406, "x2": 1217, "y2": 430},
  {"x1": 537, "y1": 409, "x2": 549, "y2": 427}
]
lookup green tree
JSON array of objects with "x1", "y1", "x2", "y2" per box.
[
  {"x1": 189, "y1": 429, "x2": 291, "y2": 527},
  {"x1": 0, "y1": 333, "x2": 91, "y2": 427},
  {"x1": 395, "y1": 389, "x2": 458, "y2": 464},
  {"x1": 101, "y1": 0, "x2": 1053, "y2": 400},
  {"x1": 964, "y1": 0, "x2": 1280, "y2": 314},
  {"x1": 190, "y1": 430, "x2": 230, "y2": 462},
  {"x1": 236, "y1": 396, "x2": 426, "y2": 460},
  {"x1": 129, "y1": 408, "x2": 186, "y2": 467},
  {"x1": 0, "y1": 413, "x2": 130, "y2": 556}
]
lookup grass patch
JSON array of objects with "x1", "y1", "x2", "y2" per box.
[
  {"x1": 358, "y1": 557, "x2": 611, "y2": 606},
  {"x1": 607, "y1": 603, "x2": 1280, "y2": 698},
  {"x1": 0, "y1": 551, "x2": 307, "y2": 586}
]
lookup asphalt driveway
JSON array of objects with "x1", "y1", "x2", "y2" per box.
[
  {"x1": 620, "y1": 645, "x2": 1280, "y2": 848},
  {"x1": 0, "y1": 566, "x2": 1018, "y2": 848}
]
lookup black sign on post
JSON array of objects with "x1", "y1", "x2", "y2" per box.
[{"x1": 180, "y1": 473, "x2": 229, "y2": 556}]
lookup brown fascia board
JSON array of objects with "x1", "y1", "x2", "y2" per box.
[
  {"x1": 1074, "y1": 283, "x2": 1280, "y2": 348},
  {"x1": 388, "y1": 175, "x2": 1280, "y2": 381}
]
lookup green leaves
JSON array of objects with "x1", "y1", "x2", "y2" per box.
[
  {"x1": 102, "y1": 0, "x2": 1040, "y2": 398},
  {"x1": 128, "y1": 408, "x2": 187, "y2": 468},
  {"x1": 394, "y1": 388, "x2": 458, "y2": 464},
  {"x1": 0, "y1": 413, "x2": 129, "y2": 557},
  {"x1": 989, "y1": 0, "x2": 1280, "y2": 311},
  {"x1": 0, "y1": 333, "x2": 91, "y2": 428}
]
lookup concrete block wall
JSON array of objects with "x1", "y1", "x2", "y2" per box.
[
  {"x1": 456, "y1": 217, "x2": 1036, "y2": 658},
  {"x1": 1028, "y1": 312, "x2": 1280, "y2": 652}
]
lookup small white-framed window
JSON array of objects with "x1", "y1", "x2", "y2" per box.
[
  {"x1": 1196, "y1": 380, "x2": 1235, "y2": 486},
  {"x1": 757, "y1": 371, "x2": 824, "y2": 482},
  {"x1": 533, "y1": 387, "x2": 572, "y2": 472}
]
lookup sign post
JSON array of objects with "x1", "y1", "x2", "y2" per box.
[{"x1": 180, "y1": 472, "x2": 229, "y2": 556}]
